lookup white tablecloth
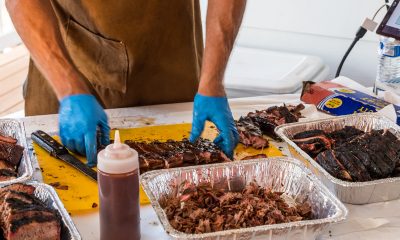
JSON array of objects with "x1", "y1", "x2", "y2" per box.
[{"x1": 20, "y1": 94, "x2": 400, "y2": 240}]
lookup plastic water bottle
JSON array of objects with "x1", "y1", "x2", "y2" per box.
[{"x1": 375, "y1": 37, "x2": 400, "y2": 94}]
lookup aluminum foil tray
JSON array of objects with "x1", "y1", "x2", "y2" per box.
[
  {"x1": 141, "y1": 157, "x2": 347, "y2": 240},
  {"x1": 0, "y1": 119, "x2": 33, "y2": 186},
  {"x1": 0, "y1": 182, "x2": 81, "y2": 240},
  {"x1": 275, "y1": 113, "x2": 400, "y2": 204}
]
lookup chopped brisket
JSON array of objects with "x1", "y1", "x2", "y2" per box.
[
  {"x1": 125, "y1": 138, "x2": 230, "y2": 174},
  {"x1": 160, "y1": 181, "x2": 312, "y2": 234},
  {"x1": 236, "y1": 104, "x2": 304, "y2": 149},
  {"x1": 293, "y1": 126, "x2": 400, "y2": 182}
]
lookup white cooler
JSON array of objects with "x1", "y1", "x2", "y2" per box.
[{"x1": 224, "y1": 47, "x2": 329, "y2": 98}]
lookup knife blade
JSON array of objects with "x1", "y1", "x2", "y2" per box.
[{"x1": 32, "y1": 130, "x2": 98, "y2": 181}]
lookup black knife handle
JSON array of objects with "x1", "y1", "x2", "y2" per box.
[{"x1": 32, "y1": 130, "x2": 69, "y2": 157}]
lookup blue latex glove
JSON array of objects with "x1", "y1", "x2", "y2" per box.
[
  {"x1": 59, "y1": 94, "x2": 110, "y2": 167},
  {"x1": 190, "y1": 94, "x2": 239, "y2": 158}
]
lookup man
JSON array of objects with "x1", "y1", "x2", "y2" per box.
[{"x1": 6, "y1": 0, "x2": 246, "y2": 166}]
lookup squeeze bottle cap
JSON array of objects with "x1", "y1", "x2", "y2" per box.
[{"x1": 97, "y1": 130, "x2": 139, "y2": 174}]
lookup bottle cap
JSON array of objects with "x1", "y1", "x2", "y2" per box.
[{"x1": 97, "y1": 130, "x2": 139, "y2": 174}]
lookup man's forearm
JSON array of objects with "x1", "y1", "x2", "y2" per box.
[
  {"x1": 198, "y1": 0, "x2": 246, "y2": 97},
  {"x1": 6, "y1": 0, "x2": 89, "y2": 100}
]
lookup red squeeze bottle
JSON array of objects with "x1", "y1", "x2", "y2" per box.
[{"x1": 97, "y1": 130, "x2": 140, "y2": 240}]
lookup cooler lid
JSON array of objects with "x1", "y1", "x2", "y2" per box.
[{"x1": 224, "y1": 47, "x2": 327, "y2": 94}]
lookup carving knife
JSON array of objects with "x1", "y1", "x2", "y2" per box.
[{"x1": 31, "y1": 130, "x2": 98, "y2": 181}]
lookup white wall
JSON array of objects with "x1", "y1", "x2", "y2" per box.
[{"x1": 201, "y1": 0, "x2": 393, "y2": 86}]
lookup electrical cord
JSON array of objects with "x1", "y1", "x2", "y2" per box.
[
  {"x1": 373, "y1": 3, "x2": 390, "y2": 20},
  {"x1": 335, "y1": 1, "x2": 390, "y2": 78},
  {"x1": 335, "y1": 28, "x2": 367, "y2": 78}
]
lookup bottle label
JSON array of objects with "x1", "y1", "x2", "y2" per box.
[{"x1": 380, "y1": 41, "x2": 400, "y2": 57}]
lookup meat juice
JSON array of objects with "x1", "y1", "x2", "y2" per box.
[{"x1": 97, "y1": 130, "x2": 140, "y2": 240}]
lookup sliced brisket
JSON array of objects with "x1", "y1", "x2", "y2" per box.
[
  {"x1": 0, "y1": 170, "x2": 17, "y2": 181},
  {"x1": 315, "y1": 150, "x2": 352, "y2": 181},
  {"x1": 236, "y1": 104, "x2": 305, "y2": 149},
  {"x1": 0, "y1": 142, "x2": 23, "y2": 167},
  {"x1": 0, "y1": 184, "x2": 61, "y2": 240},
  {"x1": 0, "y1": 134, "x2": 24, "y2": 183},
  {"x1": 293, "y1": 126, "x2": 400, "y2": 182},
  {"x1": 125, "y1": 138, "x2": 230, "y2": 173}
]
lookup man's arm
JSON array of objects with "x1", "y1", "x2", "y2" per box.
[
  {"x1": 6, "y1": 0, "x2": 89, "y2": 99},
  {"x1": 6, "y1": 1, "x2": 109, "y2": 166},
  {"x1": 198, "y1": 0, "x2": 246, "y2": 96},
  {"x1": 190, "y1": 0, "x2": 246, "y2": 158}
]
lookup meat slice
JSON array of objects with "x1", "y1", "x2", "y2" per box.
[
  {"x1": 0, "y1": 135, "x2": 17, "y2": 145},
  {"x1": 351, "y1": 150, "x2": 383, "y2": 179},
  {"x1": 150, "y1": 142, "x2": 184, "y2": 168},
  {"x1": 293, "y1": 130, "x2": 326, "y2": 139},
  {"x1": 0, "y1": 142, "x2": 24, "y2": 167},
  {"x1": 335, "y1": 150, "x2": 372, "y2": 182},
  {"x1": 191, "y1": 139, "x2": 231, "y2": 164},
  {"x1": 0, "y1": 170, "x2": 17, "y2": 181},
  {"x1": 0, "y1": 160, "x2": 15, "y2": 172},
  {"x1": 0, "y1": 184, "x2": 61, "y2": 240},
  {"x1": 315, "y1": 150, "x2": 352, "y2": 181},
  {"x1": 249, "y1": 115, "x2": 278, "y2": 139},
  {"x1": 327, "y1": 126, "x2": 364, "y2": 146},
  {"x1": 241, "y1": 154, "x2": 267, "y2": 160},
  {"x1": 293, "y1": 136, "x2": 332, "y2": 156},
  {"x1": 5, "y1": 216, "x2": 61, "y2": 240},
  {"x1": 236, "y1": 117, "x2": 269, "y2": 149},
  {"x1": 0, "y1": 184, "x2": 35, "y2": 196},
  {"x1": 236, "y1": 104, "x2": 304, "y2": 149}
]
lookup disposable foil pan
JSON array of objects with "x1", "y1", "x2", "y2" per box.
[
  {"x1": 141, "y1": 157, "x2": 347, "y2": 240},
  {"x1": 0, "y1": 182, "x2": 82, "y2": 240},
  {"x1": 275, "y1": 113, "x2": 400, "y2": 204},
  {"x1": 0, "y1": 119, "x2": 33, "y2": 186}
]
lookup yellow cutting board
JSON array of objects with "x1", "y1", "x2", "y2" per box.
[{"x1": 33, "y1": 123, "x2": 283, "y2": 215}]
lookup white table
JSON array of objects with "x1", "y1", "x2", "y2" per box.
[{"x1": 21, "y1": 94, "x2": 400, "y2": 240}]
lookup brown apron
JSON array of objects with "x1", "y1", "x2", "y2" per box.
[{"x1": 24, "y1": 0, "x2": 203, "y2": 116}]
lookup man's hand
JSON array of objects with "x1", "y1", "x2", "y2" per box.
[
  {"x1": 190, "y1": 94, "x2": 239, "y2": 158},
  {"x1": 59, "y1": 94, "x2": 110, "y2": 167},
  {"x1": 190, "y1": 0, "x2": 246, "y2": 157}
]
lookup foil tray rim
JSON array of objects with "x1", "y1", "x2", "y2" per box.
[{"x1": 141, "y1": 157, "x2": 348, "y2": 239}]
